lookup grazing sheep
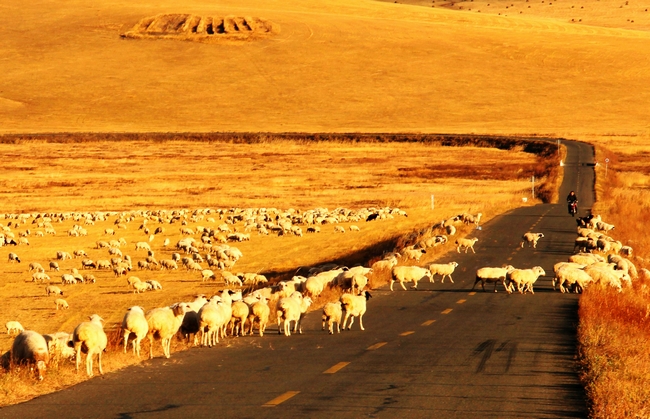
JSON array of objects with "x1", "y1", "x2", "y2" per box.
[
  {"x1": 132, "y1": 281, "x2": 149, "y2": 294},
  {"x1": 32, "y1": 272, "x2": 51, "y2": 283},
  {"x1": 45, "y1": 285, "x2": 63, "y2": 296},
  {"x1": 569, "y1": 253, "x2": 605, "y2": 266},
  {"x1": 445, "y1": 225, "x2": 456, "y2": 236},
  {"x1": 73, "y1": 249, "x2": 88, "y2": 258},
  {"x1": 8, "y1": 252, "x2": 20, "y2": 263},
  {"x1": 349, "y1": 225, "x2": 360, "y2": 232},
  {"x1": 72, "y1": 314, "x2": 107, "y2": 377},
  {"x1": 56, "y1": 251, "x2": 72, "y2": 261},
  {"x1": 521, "y1": 232, "x2": 545, "y2": 249},
  {"x1": 160, "y1": 259, "x2": 178, "y2": 270},
  {"x1": 6, "y1": 321, "x2": 24, "y2": 335},
  {"x1": 55, "y1": 298, "x2": 69, "y2": 310},
  {"x1": 146, "y1": 280, "x2": 163, "y2": 290},
  {"x1": 620, "y1": 246, "x2": 633, "y2": 257},
  {"x1": 122, "y1": 306, "x2": 149, "y2": 358},
  {"x1": 135, "y1": 242, "x2": 151, "y2": 252},
  {"x1": 390, "y1": 266, "x2": 432, "y2": 291},
  {"x1": 426, "y1": 262, "x2": 459, "y2": 283},
  {"x1": 322, "y1": 302, "x2": 343, "y2": 334},
  {"x1": 583, "y1": 265, "x2": 627, "y2": 292},
  {"x1": 49, "y1": 261, "x2": 60, "y2": 271},
  {"x1": 506, "y1": 267, "x2": 546, "y2": 294},
  {"x1": 334, "y1": 225, "x2": 345, "y2": 233},
  {"x1": 11, "y1": 330, "x2": 50, "y2": 380},
  {"x1": 146, "y1": 303, "x2": 189, "y2": 358},
  {"x1": 455, "y1": 238, "x2": 479, "y2": 253},
  {"x1": 28, "y1": 262, "x2": 44, "y2": 272},
  {"x1": 306, "y1": 226, "x2": 321, "y2": 233},
  {"x1": 61, "y1": 274, "x2": 78, "y2": 285},
  {"x1": 341, "y1": 291, "x2": 372, "y2": 331},
  {"x1": 43, "y1": 332, "x2": 75, "y2": 360}
]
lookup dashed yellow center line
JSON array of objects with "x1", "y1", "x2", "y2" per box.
[
  {"x1": 441, "y1": 308, "x2": 453, "y2": 314},
  {"x1": 262, "y1": 391, "x2": 300, "y2": 407},
  {"x1": 468, "y1": 292, "x2": 476, "y2": 296},
  {"x1": 399, "y1": 331, "x2": 415, "y2": 336},
  {"x1": 421, "y1": 320, "x2": 436, "y2": 326},
  {"x1": 367, "y1": 342, "x2": 387, "y2": 350},
  {"x1": 457, "y1": 299, "x2": 466, "y2": 304},
  {"x1": 323, "y1": 362, "x2": 350, "y2": 374}
]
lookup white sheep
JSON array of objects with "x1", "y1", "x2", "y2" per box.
[
  {"x1": 199, "y1": 295, "x2": 232, "y2": 346},
  {"x1": 133, "y1": 281, "x2": 149, "y2": 294},
  {"x1": 55, "y1": 298, "x2": 69, "y2": 310},
  {"x1": 568, "y1": 253, "x2": 604, "y2": 266},
  {"x1": 472, "y1": 265, "x2": 515, "y2": 292},
  {"x1": 201, "y1": 269, "x2": 215, "y2": 281},
  {"x1": 322, "y1": 302, "x2": 343, "y2": 334},
  {"x1": 6, "y1": 321, "x2": 24, "y2": 335},
  {"x1": 520, "y1": 232, "x2": 544, "y2": 249},
  {"x1": 229, "y1": 301, "x2": 249, "y2": 337},
  {"x1": 402, "y1": 247, "x2": 426, "y2": 261},
  {"x1": 44, "y1": 332, "x2": 75, "y2": 359},
  {"x1": 32, "y1": 272, "x2": 51, "y2": 283},
  {"x1": 583, "y1": 265, "x2": 627, "y2": 292},
  {"x1": 595, "y1": 221, "x2": 615, "y2": 232},
  {"x1": 247, "y1": 297, "x2": 270, "y2": 337},
  {"x1": 122, "y1": 306, "x2": 148, "y2": 358},
  {"x1": 506, "y1": 267, "x2": 546, "y2": 294},
  {"x1": 304, "y1": 276, "x2": 326, "y2": 298},
  {"x1": 349, "y1": 225, "x2": 360, "y2": 232},
  {"x1": 371, "y1": 256, "x2": 398, "y2": 271},
  {"x1": 72, "y1": 314, "x2": 107, "y2": 377},
  {"x1": 146, "y1": 280, "x2": 163, "y2": 291},
  {"x1": 455, "y1": 238, "x2": 479, "y2": 253},
  {"x1": 45, "y1": 285, "x2": 63, "y2": 296},
  {"x1": 276, "y1": 294, "x2": 312, "y2": 336},
  {"x1": 146, "y1": 303, "x2": 189, "y2": 358},
  {"x1": 426, "y1": 262, "x2": 459, "y2": 283},
  {"x1": 390, "y1": 266, "x2": 432, "y2": 291},
  {"x1": 11, "y1": 330, "x2": 50, "y2": 380},
  {"x1": 554, "y1": 267, "x2": 593, "y2": 293},
  {"x1": 620, "y1": 246, "x2": 633, "y2": 257},
  {"x1": 351, "y1": 274, "x2": 369, "y2": 295},
  {"x1": 28, "y1": 262, "x2": 44, "y2": 272},
  {"x1": 7, "y1": 252, "x2": 20, "y2": 263},
  {"x1": 341, "y1": 291, "x2": 372, "y2": 331},
  {"x1": 334, "y1": 225, "x2": 346, "y2": 233}
]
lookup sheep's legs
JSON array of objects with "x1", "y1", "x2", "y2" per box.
[{"x1": 359, "y1": 315, "x2": 364, "y2": 331}]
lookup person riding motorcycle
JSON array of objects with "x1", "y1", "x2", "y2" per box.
[{"x1": 567, "y1": 191, "x2": 578, "y2": 216}]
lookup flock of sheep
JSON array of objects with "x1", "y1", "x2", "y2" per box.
[
  {"x1": 1, "y1": 206, "x2": 410, "y2": 380},
  {"x1": 4, "y1": 204, "x2": 634, "y2": 384}
]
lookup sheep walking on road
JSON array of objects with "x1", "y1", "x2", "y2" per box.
[
  {"x1": 341, "y1": 291, "x2": 372, "y2": 331},
  {"x1": 455, "y1": 238, "x2": 478, "y2": 253},
  {"x1": 390, "y1": 266, "x2": 432, "y2": 291},
  {"x1": 322, "y1": 302, "x2": 343, "y2": 334},
  {"x1": 521, "y1": 232, "x2": 545, "y2": 249},
  {"x1": 426, "y1": 262, "x2": 459, "y2": 283}
]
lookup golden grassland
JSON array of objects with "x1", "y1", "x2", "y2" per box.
[
  {"x1": 577, "y1": 137, "x2": 650, "y2": 418},
  {"x1": 0, "y1": 0, "x2": 649, "y2": 137},
  {"x1": 0, "y1": 137, "x2": 559, "y2": 406}
]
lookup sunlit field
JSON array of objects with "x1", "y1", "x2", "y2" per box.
[{"x1": 0, "y1": 136, "x2": 560, "y2": 406}]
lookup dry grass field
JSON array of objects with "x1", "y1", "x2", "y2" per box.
[
  {"x1": 575, "y1": 137, "x2": 650, "y2": 418},
  {"x1": 0, "y1": 136, "x2": 557, "y2": 406},
  {"x1": 0, "y1": 0, "x2": 649, "y2": 137}
]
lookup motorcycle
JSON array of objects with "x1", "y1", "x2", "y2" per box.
[{"x1": 568, "y1": 201, "x2": 578, "y2": 217}]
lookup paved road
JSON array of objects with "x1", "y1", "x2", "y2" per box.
[{"x1": 0, "y1": 140, "x2": 593, "y2": 419}]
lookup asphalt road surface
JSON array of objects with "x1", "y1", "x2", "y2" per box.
[{"x1": 1, "y1": 140, "x2": 594, "y2": 419}]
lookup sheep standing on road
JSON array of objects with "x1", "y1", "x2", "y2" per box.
[
  {"x1": 341, "y1": 291, "x2": 372, "y2": 331},
  {"x1": 521, "y1": 232, "x2": 545, "y2": 249},
  {"x1": 72, "y1": 314, "x2": 107, "y2": 377},
  {"x1": 455, "y1": 238, "x2": 479, "y2": 253},
  {"x1": 426, "y1": 262, "x2": 459, "y2": 283},
  {"x1": 322, "y1": 302, "x2": 343, "y2": 334},
  {"x1": 390, "y1": 266, "x2": 432, "y2": 291},
  {"x1": 11, "y1": 330, "x2": 50, "y2": 380},
  {"x1": 506, "y1": 266, "x2": 546, "y2": 294},
  {"x1": 247, "y1": 297, "x2": 270, "y2": 337},
  {"x1": 276, "y1": 294, "x2": 312, "y2": 336}
]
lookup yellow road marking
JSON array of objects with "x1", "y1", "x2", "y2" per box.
[
  {"x1": 400, "y1": 331, "x2": 415, "y2": 336},
  {"x1": 367, "y1": 342, "x2": 387, "y2": 350},
  {"x1": 468, "y1": 292, "x2": 476, "y2": 296},
  {"x1": 421, "y1": 320, "x2": 436, "y2": 326},
  {"x1": 441, "y1": 308, "x2": 453, "y2": 314},
  {"x1": 323, "y1": 362, "x2": 350, "y2": 374},
  {"x1": 263, "y1": 391, "x2": 300, "y2": 407},
  {"x1": 507, "y1": 256, "x2": 513, "y2": 261},
  {"x1": 457, "y1": 299, "x2": 466, "y2": 304}
]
